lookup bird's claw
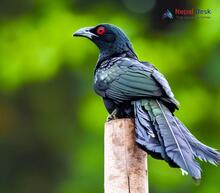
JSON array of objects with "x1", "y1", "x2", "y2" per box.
[{"x1": 107, "y1": 109, "x2": 118, "y2": 122}]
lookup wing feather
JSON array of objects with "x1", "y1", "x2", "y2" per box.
[{"x1": 94, "y1": 57, "x2": 178, "y2": 108}]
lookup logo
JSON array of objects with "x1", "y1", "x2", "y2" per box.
[
  {"x1": 162, "y1": 8, "x2": 212, "y2": 20},
  {"x1": 162, "y1": 9, "x2": 173, "y2": 19}
]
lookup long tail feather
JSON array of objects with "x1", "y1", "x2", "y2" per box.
[
  {"x1": 174, "y1": 117, "x2": 220, "y2": 165},
  {"x1": 146, "y1": 99, "x2": 201, "y2": 180},
  {"x1": 134, "y1": 101, "x2": 164, "y2": 160},
  {"x1": 134, "y1": 98, "x2": 220, "y2": 180}
]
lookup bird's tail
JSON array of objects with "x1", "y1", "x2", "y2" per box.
[
  {"x1": 174, "y1": 116, "x2": 220, "y2": 166},
  {"x1": 134, "y1": 99, "x2": 220, "y2": 180}
]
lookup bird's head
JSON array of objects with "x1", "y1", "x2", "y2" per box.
[{"x1": 73, "y1": 24, "x2": 137, "y2": 60}]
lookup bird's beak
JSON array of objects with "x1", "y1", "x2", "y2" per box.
[{"x1": 73, "y1": 27, "x2": 97, "y2": 39}]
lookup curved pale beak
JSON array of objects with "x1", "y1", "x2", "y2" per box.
[{"x1": 73, "y1": 27, "x2": 97, "y2": 39}]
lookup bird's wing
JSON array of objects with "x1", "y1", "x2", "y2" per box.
[{"x1": 96, "y1": 58, "x2": 178, "y2": 107}]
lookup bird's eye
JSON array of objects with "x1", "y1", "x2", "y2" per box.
[{"x1": 96, "y1": 26, "x2": 105, "y2": 36}]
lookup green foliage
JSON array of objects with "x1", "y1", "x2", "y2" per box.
[{"x1": 0, "y1": 0, "x2": 220, "y2": 193}]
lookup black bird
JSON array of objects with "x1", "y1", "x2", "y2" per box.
[{"x1": 73, "y1": 24, "x2": 220, "y2": 180}]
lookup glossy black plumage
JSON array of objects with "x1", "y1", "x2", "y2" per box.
[{"x1": 74, "y1": 24, "x2": 220, "y2": 180}]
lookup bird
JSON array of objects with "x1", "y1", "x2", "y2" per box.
[{"x1": 73, "y1": 23, "x2": 220, "y2": 180}]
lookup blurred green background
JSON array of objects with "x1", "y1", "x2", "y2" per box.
[{"x1": 0, "y1": 0, "x2": 220, "y2": 193}]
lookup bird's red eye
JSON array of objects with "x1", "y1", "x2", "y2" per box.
[{"x1": 96, "y1": 26, "x2": 105, "y2": 36}]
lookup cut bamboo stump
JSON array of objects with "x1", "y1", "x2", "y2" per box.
[{"x1": 104, "y1": 119, "x2": 148, "y2": 193}]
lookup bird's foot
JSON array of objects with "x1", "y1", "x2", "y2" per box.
[{"x1": 107, "y1": 109, "x2": 118, "y2": 122}]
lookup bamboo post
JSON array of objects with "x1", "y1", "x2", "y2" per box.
[{"x1": 104, "y1": 118, "x2": 148, "y2": 193}]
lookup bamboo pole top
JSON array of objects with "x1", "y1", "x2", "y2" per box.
[{"x1": 104, "y1": 118, "x2": 148, "y2": 193}]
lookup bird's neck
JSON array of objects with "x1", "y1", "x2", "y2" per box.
[
  {"x1": 97, "y1": 40, "x2": 138, "y2": 64},
  {"x1": 98, "y1": 48, "x2": 137, "y2": 63}
]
